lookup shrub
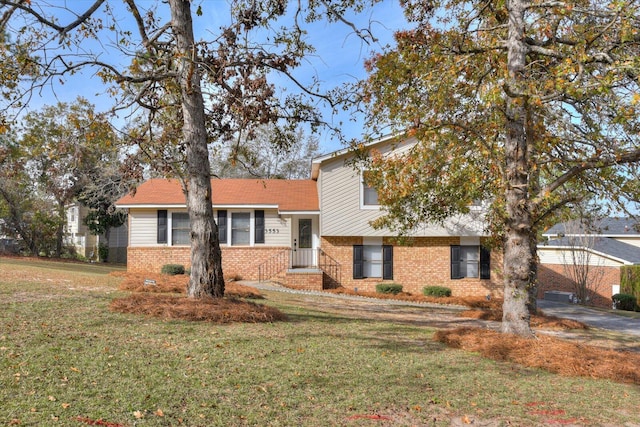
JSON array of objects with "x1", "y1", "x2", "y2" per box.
[
  {"x1": 161, "y1": 264, "x2": 186, "y2": 275},
  {"x1": 98, "y1": 243, "x2": 109, "y2": 262},
  {"x1": 620, "y1": 265, "x2": 640, "y2": 302},
  {"x1": 375, "y1": 283, "x2": 403, "y2": 295},
  {"x1": 612, "y1": 293, "x2": 639, "y2": 311},
  {"x1": 423, "y1": 286, "x2": 452, "y2": 297}
]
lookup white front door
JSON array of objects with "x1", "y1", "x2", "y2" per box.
[{"x1": 292, "y1": 217, "x2": 316, "y2": 267}]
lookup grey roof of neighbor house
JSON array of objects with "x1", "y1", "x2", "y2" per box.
[
  {"x1": 539, "y1": 236, "x2": 640, "y2": 264},
  {"x1": 543, "y1": 217, "x2": 640, "y2": 237}
]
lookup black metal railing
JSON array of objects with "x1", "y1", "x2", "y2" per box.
[
  {"x1": 317, "y1": 249, "x2": 341, "y2": 288},
  {"x1": 258, "y1": 250, "x2": 289, "y2": 283},
  {"x1": 258, "y1": 248, "x2": 341, "y2": 288}
]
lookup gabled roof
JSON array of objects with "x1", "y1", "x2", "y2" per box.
[
  {"x1": 116, "y1": 178, "x2": 319, "y2": 212},
  {"x1": 543, "y1": 217, "x2": 640, "y2": 238},
  {"x1": 539, "y1": 236, "x2": 640, "y2": 265},
  {"x1": 310, "y1": 133, "x2": 402, "y2": 180}
]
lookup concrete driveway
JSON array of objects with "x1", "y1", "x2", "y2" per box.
[{"x1": 537, "y1": 299, "x2": 640, "y2": 337}]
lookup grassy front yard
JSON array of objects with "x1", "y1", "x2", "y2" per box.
[{"x1": 1, "y1": 257, "x2": 639, "y2": 426}]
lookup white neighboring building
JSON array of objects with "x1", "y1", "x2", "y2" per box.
[
  {"x1": 537, "y1": 218, "x2": 640, "y2": 307},
  {"x1": 64, "y1": 203, "x2": 128, "y2": 263}
]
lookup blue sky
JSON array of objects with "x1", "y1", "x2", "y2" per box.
[{"x1": 20, "y1": 0, "x2": 408, "y2": 155}]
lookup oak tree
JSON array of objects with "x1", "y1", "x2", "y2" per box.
[
  {"x1": 361, "y1": 0, "x2": 640, "y2": 336},
  {"x1": 0, "y1": 0, "x2": 378, "y2": 298}
]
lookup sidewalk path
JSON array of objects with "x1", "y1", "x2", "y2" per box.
[
  {"x1": 537, "y1": 299, "x2": 640, "y2": 337},
  {"x1": 247, "y1": 281, "x2": 640, "y2": 337}
]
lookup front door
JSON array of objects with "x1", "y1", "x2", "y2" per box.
[{"x1": 292, "y1": 218, "x2": 314, "y2": 267}]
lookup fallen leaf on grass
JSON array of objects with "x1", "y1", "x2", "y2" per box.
[
  {"x1": 529, "y1": 409, "x2": 566, "y2": 416},
  {"x1": 75, "y1": 416, "x2": 126, "y2": 427},
  {"x1": 347, "y1": 414, "x2": 392, "y2": 420},
  {"x1": 133, "y1": 410, "x2": 144, "y2": 419}
]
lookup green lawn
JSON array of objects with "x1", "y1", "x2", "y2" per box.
[{"x1": 1, "y1": 257, "x2": 639, "y2": 426}]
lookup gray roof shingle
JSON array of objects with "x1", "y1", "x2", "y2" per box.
[
  {"x1": 544, "y1": 217, "x2": 640, "y2": 237},
  {"x1": 540, "y1": 236, "x2": 640, "y2": 264}
]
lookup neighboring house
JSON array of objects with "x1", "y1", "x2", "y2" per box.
[
  {"x1": 538, "y1": 217, "x2": 640, "y2": 307},
  {"x1": 0, "y1": 219, "x2": 19, "y2": 254},
  {"x1": 116, "y1": 135, "x2": 503, "y2": 297},
  {"x1": 64, "y1": 203, "x2": 128, "y2": 263}
]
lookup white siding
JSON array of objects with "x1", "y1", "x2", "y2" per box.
[
  {"x1": 131, "y1": 208, "x2": 292, "y2": 248},
  {"x1": 320, "y1": 156, "x2": 384, "y2": 236},
  {"x1": 264, "y1": 210, "x2": 290, "y2": 247},
  {"x1": 129, "y1": 209, "x2": 160, "y2": 246},
  {"x1": 538, "y1": 247, "x2": 624, "y2": 267},
  {"x1": 318, "y1": 139, "x2": 486, "y2": 237}
]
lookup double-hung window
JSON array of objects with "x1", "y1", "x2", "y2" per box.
[
  {"x1": 216, "y1": 210, "x2": 265, "y2": 246},
  {"x1": 450, "y1": 245, "x2": 490, "y2": 279},
  {"x1": 353, "y1": 244, "x2": 393, "y2": 280},
  {"x1": 361, "y1": 171, "x2": 380, "y2": 208},
  {"x1": 156, "y1": 210, "x2": 190, "y2": 246},
  {"x1": 171, "y1": 212, "x2": 190, "y2": 246},
  {"x1": 231, "y1": 212, "x2": 250, "y2": 246},
  {"x1": 159, "y1": 209, "x2": 266, "y2": 246}
]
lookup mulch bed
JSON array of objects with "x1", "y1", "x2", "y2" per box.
[
  {"x1": 434, "y1": 327, "x2": 640, "y2": 385},
  {"x1": 110, "y1": 271, "x2": 263, "y2": 299},
  {"x1": 110, "y1": 293, "x2": 286, "y2": 323},
  {"x1": 109, "y1": 271, "x2": 283, "y2": 323}
]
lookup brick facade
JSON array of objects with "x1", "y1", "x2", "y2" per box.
[
  {"x1": 537, "y1": 264, "x2": 620, "y2": 308},
  {"x1": 127, "y1": 246, "x2": 289, "y2": 280},
  {"x1": 284, "y1": 270, "x2": 324, "y2": 291},
  {"x1": 320, "y1": 236, "x2": 504, "y2": 297}
]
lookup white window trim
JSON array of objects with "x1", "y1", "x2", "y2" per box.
[
  {"x1": 360, "y1": 171, "x2": 381, "y2": 210},
  {"x1": 229, "y1": 211, "x2": 255, "y2": 247},
  {"x1": 168, "y1": 210, "x2": 190, "y2": 247}
]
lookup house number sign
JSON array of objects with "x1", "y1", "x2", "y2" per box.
[{"x1": 265, "y1": 228, "x2": 280, "y2": 234}]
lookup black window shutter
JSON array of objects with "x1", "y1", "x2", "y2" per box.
[
  {"x1": 450, "y1": 245, "x2": 461, "y2": 279},
  {"x1": 353, "y1": 245, "x2": 364, "y2": 279},
  {"x1": 480, "y1": 246, "x2": 491, "y2": 280},
  {"x1": 255, "y1": 210, "x2": 265, "y2": 244},
  {"x1": 157, "y1": 210, "x2": 167, "y2": 244},
  {"x1": 217, "y1": 210, "x2": 227, "y2": 244},
  {"x1": 382, "y1": 245, "x2": 393, "y2": 280}
]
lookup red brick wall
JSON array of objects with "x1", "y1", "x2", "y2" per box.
[
  {"x1": 127, "y1": 246, "x2": 289, "y2": 280},
  {"x1": 284, "y1": 271, "x2": 324, "y2": 290},
  {"x1": 537, "y1": 264, "x2": 619, "y2": 308},
  {"x1": 320, "y1": 236, "x2": 503, "y2": 297}
]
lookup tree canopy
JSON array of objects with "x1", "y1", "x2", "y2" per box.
[
  {"x1": 361, "y1": 0, "x2": 640, "y2": 335},
  {"x1": 0, "y1": 0, "x2": 384, "y2": 298}
]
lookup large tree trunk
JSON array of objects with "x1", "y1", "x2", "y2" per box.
[
  {"x1": 169, "y1": 0, "x2": 225, "y2": 298},
  {"x1": 501, "y1": 0, "x2": 534, "y2": 337}
]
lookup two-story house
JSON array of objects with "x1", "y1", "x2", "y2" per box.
[
  {"x1": 116, "y1": 136, "x2": 503, "y2": 297},
  {"x1": 65, "y1": 203, "x2": 128, "y2": 263}
]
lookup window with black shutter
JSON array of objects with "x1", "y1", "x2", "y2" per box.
[
  {"x1": 254, "y1": 210, "x2": 265, "y2": 244},
  {"x1": 382, "y1": 245, "x2": 393, "y2": 280},
  {"x1": 157, "y1": 210, "x2": 167, "y2": 244},
  {"x1": 480, "y1": 246, "x2": 491, "y2": 280},
  {"x1": 217, "y1": 210, "x2": 227, "y2": 244},
  {"x1": 353, "y1": 245, "x2": 364, "y2": 279},
  {"x1": 450, "y1": 245, "x2": 461, "y2": 279},
  {"x1": 451, "y1": 245, "x2": 489, "y2": 279}
]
